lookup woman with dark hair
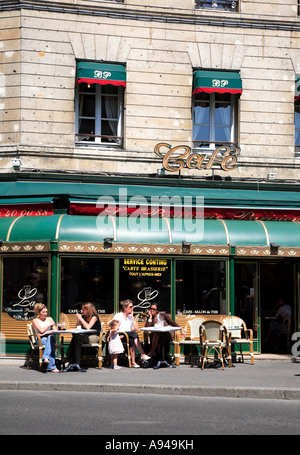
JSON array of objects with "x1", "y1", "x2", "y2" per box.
[{"x1": 145, "y1": 303, "x2": 185, "y2": 358}]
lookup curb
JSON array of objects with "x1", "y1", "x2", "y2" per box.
[{"x1": 1, "y1": 381, "x2": 300, "y2": 401}]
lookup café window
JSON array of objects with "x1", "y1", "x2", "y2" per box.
[
  {"x1": 2, "y1": 256, "x2": 49, "y2": 322},
  {"x1": 61, "y1": 258, "x2": 114, "y2": 315},
  {"x1": 75, "y1": 62, "x2": 126, "y2": 146},
  {"x1": 195, "y1": 0, "x2": 238, "y2": 11},
  {"x1": 192, "y1": 70, "x2": 242, "y2": 151},
  {"x1": 176, "y1": 260, "x2": 227, "y2": 315},
  {"x1": 119, "y1": 258, "x2": 171, "y2": 314}
]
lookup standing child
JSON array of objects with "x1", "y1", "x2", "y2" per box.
[{"x1": 108, "y1": 320, "x2": 124, "y2": 369}]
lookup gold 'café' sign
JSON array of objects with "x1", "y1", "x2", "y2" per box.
[{"x1": 154, "y1": 143, "x2": 240, "y2": 172}]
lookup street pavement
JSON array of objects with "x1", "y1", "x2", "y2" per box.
[{"x1": 0, "y1": 355, "x2": 300, "y2": 401}]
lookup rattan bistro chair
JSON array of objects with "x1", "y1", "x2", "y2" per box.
[
  {"x1": 80, "y1": 331, "x2": 105, "y2": 369},
  {"x1": 222, "y1": 316, "x2": 254, "y2": 365},
  {"x1": 26, "y1": 322, "x2": 64, "y2": 370},
  {"x1": 59, "y1": 312, "x2": 105, "y2": 369},
  {"x1": 178, "y1": 317, "x2": 206, "y2": 364},
  {"x1": 27, "y1": 322, "x2": 44, "y2": 370},
  {"x1": 199, "y1": 320, "x2": 230, "y2": 370}
]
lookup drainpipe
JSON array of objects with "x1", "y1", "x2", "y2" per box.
[
  {"x1": 229, "y1": 245, "x2": 236, "y2": 316},
  {"x1": 50, "y1": 242, "x2": 60, "y2": 323}
]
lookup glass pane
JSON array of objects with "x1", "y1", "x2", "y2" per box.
[
  {"x1": 101, "y1": 96, "x2": 118, "y2": 120},
  {"x1": 295, "y1": 129, "x2": 300, "y2": 146},
  {"x1": 215, "y1": 103, "x2": 231, "y2": 126},
  {"x1": 176, "y1": 260, "x2": 226, "y2": 315},
  {"x1": 215, "y1": 92, "x2": 231, "y2": 102},
  {"x1": 119, "y1": 258, "x2": 171, "y2": 314},
  {"x1": 79, "y1": 83, "x2": 96, "y2": 94},
  {"x1": 102, "y1": 85, "x2": 118, "y2": 95},
  {"x1": 61, "y1": 258, "x2": 114, "y2": 315},
  {"x1": 215, "y1": 125, "x2": 231, "y2": 143},
  {"x1": 101, "y1": 120, "x2": 118, "y2": 140},
  {"x1": 3, "y1": 257, "x2": 49, "y2": 322},
  {"x1": 193, "y1": 93, "x2": 210, "y2": 143},
  {"x1": 193, "y1": 124, "x2": 210, "y2": 142},
  {"x1": 194, "y1": 104, "x2": 210, "y2": 124},
  {"x1": 79, "y1": 94, "x2": 95, "y2": 117},
  {"x1": 78, "y1": 118, "x2": 95, "y2": 140}
]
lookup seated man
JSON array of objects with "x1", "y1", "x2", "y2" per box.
[{"x1": 145, "y1": 303, "x2": 184, "y2": 359}]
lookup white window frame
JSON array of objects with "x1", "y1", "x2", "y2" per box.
[
  {"x1": 192, "y1": 92, "x2": 238, "y2": 152},
  {"x1": 75, "y1": 84, "x2": 124, "y2": 147}
]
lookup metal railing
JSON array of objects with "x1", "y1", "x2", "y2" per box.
[
  {"x1": 192, "y1": 140, "x2": 239, "y2": 151},
  {"x1": 75, "y1": 133, "x2": 123, "y2": 147},
  {"x1": 195, "y1": 0, "x2": 238, "y2": 12}
]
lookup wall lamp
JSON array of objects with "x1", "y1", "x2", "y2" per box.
[
  {"x1": 270, "y1": 243, "x2": 280, "y2": 255},
  {"x1": 182, "y1": 241, "x2": 191, "y2": 253},
  {"x1": 12, "y1": 158, "x2": 21, "y2": 170},
  {"x1": 103, "y1": 238, "x2": 114, "y2": 249}
]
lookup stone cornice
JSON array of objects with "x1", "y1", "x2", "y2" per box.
[{"x1": 1, "y1": 0, "x2": 300, "y2": 31}]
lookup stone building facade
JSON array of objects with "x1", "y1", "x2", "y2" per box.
[
  {"x1": 1, "y1": 0, "x2": 300, "y2": 181},
  {"x1": 0, "y1": 1, "x2": 300, "y2": 359}
]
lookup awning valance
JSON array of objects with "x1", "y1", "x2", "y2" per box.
[
  {"x1": 1, "y1": 215, "x2": 300, "y2": 253},
  {"x1": 193, "y1": 70, "x2": 242, "y2": 95},
  {"x1": 76, "y1": 62, "x2": 126, "y2": 88},
  {"x1": 295, "y1": 77, "x2": 300, "y2": 101},
  {"x1": 0, "y1": 197, "x2": 54, "y2": 217}
]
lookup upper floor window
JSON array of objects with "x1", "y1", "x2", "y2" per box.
[
  {"x1": 195, "y1": 0, "x2": 238, "y2": 12},
  {"x1": 75, "y1": 62, "x2": 126, "y2": 147},
  {"x1": 295, "y1": 77, "x2": 300, "y2": 157},
  {"x1": 192, "y1": 70, "x2": 242, "y2": 151}
]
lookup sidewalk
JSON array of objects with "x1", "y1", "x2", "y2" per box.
[{"x1": 1, "y1": 355, "x2": 300, "y2": 400}]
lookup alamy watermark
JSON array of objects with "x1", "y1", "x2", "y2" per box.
[
  {"x1": 291, "y1": 332, "x2": 300, "y2": 357},
  {"x1": 95, "y1": 188, "x2": 204, "y2": 241}
]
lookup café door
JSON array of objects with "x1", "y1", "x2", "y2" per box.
[{"x1": 235, "y1": 262, "x2": 259, "y2": 349}]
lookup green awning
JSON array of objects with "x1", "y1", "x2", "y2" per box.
[
  {"x1": 1, "y1": 215, "x2": 300, "y2": 250},
  {"x1": 1, "y1": 181, "x2": 300, "y2": 210},
  {"x1": 193, "y1": 70, "x2": 242, "y2": 95},
  {"x1": 76, "y1": 62, "x2": 126, "y2": 88},
  {"x1": 295, "y1": 77, "x2": 300, "y2": 101}
]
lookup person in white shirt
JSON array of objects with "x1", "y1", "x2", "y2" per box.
[{"x1": 114, "y1": 299, "x2": 150, "y2": 368}]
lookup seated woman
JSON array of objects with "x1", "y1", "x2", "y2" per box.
[
  {"x1": 114, "y1": 299, "x2": 150, "y2": 368},
  {"x1": 65, "y1": 301, "x2": 101, "y2": 366},
  {"x1": 32, "y1": 303, "x2": 59, "y2": 373},
  {"x1": 145, "y1": 303, "x2": 185, "y2": 358}
]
